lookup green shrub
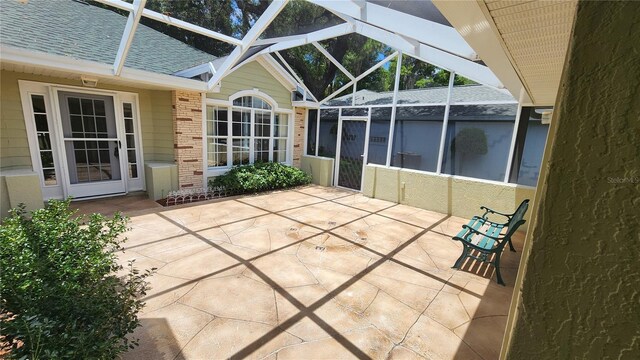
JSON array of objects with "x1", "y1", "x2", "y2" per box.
[
  {"x1": 210, "y1": 162, "x2": 312, "y2": 194},
  {"x1": 0, "y1": 200, "x2": 152, "y2": 359}
]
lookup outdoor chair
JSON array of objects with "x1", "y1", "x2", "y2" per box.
[{"x1": 451, "y1": 199, "x2": 530, "y2": 285}]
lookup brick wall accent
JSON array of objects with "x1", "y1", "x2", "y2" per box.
[
  {"x1": 293, "y1": 107, "x2": 305, "y2": 168},
  {"x1": 172, "y1": 90, "x2": 203, "y2": 189}
]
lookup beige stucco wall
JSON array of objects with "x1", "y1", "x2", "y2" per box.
[
  {"x1": 0, "y1": 70, "x2": 174, "y2": 171},
  {"x1": 300, "y1": 155, "x2": 334, "y2": 187},
  {"x1": 504, "y1": 1, "x2": 640, "y2": 359},
  {"x1": 363, "y1": 165, "x2": 535, "y2": 225},
  {"x1": 206, "y1": 61, "x2": 292, "y2": 109}
]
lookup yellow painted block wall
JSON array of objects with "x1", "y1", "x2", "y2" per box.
[{"x1": 363, "y1": 165, "x2": 536, "y2": 226}]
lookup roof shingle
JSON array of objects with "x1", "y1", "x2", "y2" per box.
[{"x1": 0, "y1": 0, "x2": 215, "y2": 75}]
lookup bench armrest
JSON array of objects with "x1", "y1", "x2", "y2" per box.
[
  {"x1": 480, "y1": 206, "x2": 513, "y2": 220},
  {"x1": 470, "y1": 216, "x2": 508, "y2": 227}
]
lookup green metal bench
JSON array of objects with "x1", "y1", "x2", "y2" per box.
[{"x1": 452, "y1": 199, "x2": 530, "y2": 285}]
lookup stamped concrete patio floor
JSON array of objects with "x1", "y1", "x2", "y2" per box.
[{"x1": 117, "y1": 185, "x2": 524, "y2": 360}]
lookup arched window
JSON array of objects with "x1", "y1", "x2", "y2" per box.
[{"x1": 205, "y1": 94, "x2": 290, "y2": 171}]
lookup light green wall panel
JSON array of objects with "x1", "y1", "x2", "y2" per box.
[
  {"x1": 0, "y1": 70, "x2": 174, "y2": 170},
  {"x1": 207, "y1": 61, "x2": 292, "y2": 109}
]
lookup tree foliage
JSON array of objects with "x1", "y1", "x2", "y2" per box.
[{"x1": 134, "y1": 0, "x2": 475, "y2": 98}]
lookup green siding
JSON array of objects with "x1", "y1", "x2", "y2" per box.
[
  {"x1": 0, "y1": 70, "x2": 174, "y2": 170},
  {"x1": 207, "y1": 61, "x2": 292, "y2": 109},
  {"x1": 0, "y1": 72, "x2": 31, "y2": 169}
]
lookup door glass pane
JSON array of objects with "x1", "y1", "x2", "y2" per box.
[
  {"x1": 338, "y1": 121, "x2": 366, "y2": 190},
  {"x1": 61, "y1": 93, "x2": 121, "y2": 185},
  {"x1": 31, "y1": 94, "x2": 57, "y2": 186},
  {"x1": 67, "y1": 140, "x2": 121, "y2": 183},
  {"x1": 122, "y1": 102, "x2": 139, "y2": 179}
]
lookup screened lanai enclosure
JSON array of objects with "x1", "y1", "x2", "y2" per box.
[{"x1": 1, "y1": 0, "x2": 552, "y2": 197}]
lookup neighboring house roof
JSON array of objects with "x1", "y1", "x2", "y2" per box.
[
  {"x1": 0, "y1": 0, "x2": 215, "y2": 75},
  {"x1": 325, "y1": 84, "x2": 516, "y2": 106}
]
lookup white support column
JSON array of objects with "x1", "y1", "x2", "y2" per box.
[
  {"x1": 113, "y1": 0, "x2": 146, "y2": 76},
  {"x1": 312, "y1": 42, "x2": 355, "y2": 81},
  {"x1": 436, "y1": 71, "x2": 456, "y2": 174},
  {"x1": 315, "y1": 109, "x2": 320, "y2": 156},
  {"x1": 385, "y1": 52, "x2": 403, "y2": 167},
  {"x1": 207, "y1": 0, "x2": 289, "y2": 90},
  {"x1": 352, "y1": 82, "x2": 357, "y2": 106},
  {"x1": 503, "y1": 90, "x2": 527, "y2": 182}
]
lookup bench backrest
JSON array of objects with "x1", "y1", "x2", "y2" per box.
[{"x1": 505, "y1": 199, "x2": 530, "y2": 236}]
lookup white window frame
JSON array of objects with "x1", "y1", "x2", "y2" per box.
[{"x1": 204, "y1": 90, "x2": 294, "y2": 178}]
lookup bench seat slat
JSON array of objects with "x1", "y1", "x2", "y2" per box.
[
  {"x1": 477, "y1": 223, "x2": 503, "y2": 250},
  {"x1": 456, "y1": 217, "x2": 485, "y2": 239}
]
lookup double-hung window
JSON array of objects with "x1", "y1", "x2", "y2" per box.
[{"x1": 206, "y1": 96, "x2": 290, "y2": 171}]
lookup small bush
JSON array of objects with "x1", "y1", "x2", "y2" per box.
[
  {"x1": 0, "y1": 200, "x2": 152, "y2": 359},
  {"x1": 210, "y1": 162, "x2": 312, "y2": 194}
]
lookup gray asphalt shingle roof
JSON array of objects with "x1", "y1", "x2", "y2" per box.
[
  {"x1": 0, "y1": 0, "x2": 215, "y2": 75},
  {"x1": 326, "y1": 85, "x2": 515, "y2": 106}
]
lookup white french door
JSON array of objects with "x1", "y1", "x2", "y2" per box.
[{"x1": 57, "y1": 91, "x2": 126, "y2": 198}]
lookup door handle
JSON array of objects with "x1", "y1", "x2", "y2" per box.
[{"x1": 113, "y1": 141, "x2": 120, "y2": 158}]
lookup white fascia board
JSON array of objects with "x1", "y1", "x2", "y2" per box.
[
  {"x1": 312, "y1": 42, "x2": 355, "y2": 81},
  {"x1": 113, "y1": 0, "x2": 146, "y2": 76},
  {"x1": 255, "y1": 55, "x2": 297, "y2": 90},
  {"x1": 173, "y1": 62, "x2": 213, "y2": 78},
  {"x1": 207, "y1": 0, "x2": 289, "y2": 90},
  {"x1": 273, "y1": 52, "x2": 319, "y2": 102},
  {"x1": 292, "y1": 100, "x2": 320, "y2": 108},
  {"x1": 431, "y1": 0, "x2": 530, "y2": 102},
  {"x1": 95, "y1": 0, "x2": 242, "y2": 46},
  {"x1": 0, "y1": 45, "x2": 207, "y2": 91}
]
